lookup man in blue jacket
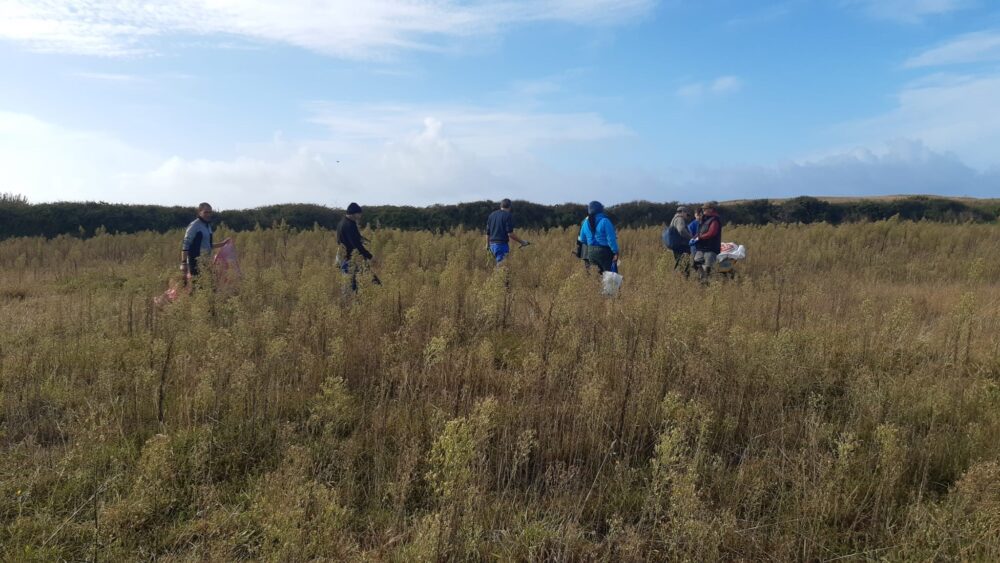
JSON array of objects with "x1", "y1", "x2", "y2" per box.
[{"x1": 578, "y1": 201, "x2": 619, "y2": 273}]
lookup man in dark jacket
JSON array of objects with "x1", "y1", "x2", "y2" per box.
[
  {"x1": 691, "y1": 201, "x2": 722, "y2": 283},
  {"x1": 337, "y1": 202, "x2": 380, "y2": 291},
  {"x1": 485, "y1": 198, "x2": 529, "y2": 265}
]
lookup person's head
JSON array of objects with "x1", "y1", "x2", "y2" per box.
[
  {"x1": 677, "y1": 205, "x2": 690, "y2": 217},
  {"x1": 694, "y1": 207, "x2": 704, "y2": 219},
  {"x1": 346, "y1": 202, "x2": 363, "y2": 220},
  {"x1": 197, "y1": 202, "x2": 214, "y2": 221},
  {"x1": 703, "y1": 201, "x2": 718, "y2": 214},
  {"x1": 587, "y1": 201, "x2": 604, "y2": 231},
  {"x1": 500, "y1": 198, "x2": 512, "y2": 211}
]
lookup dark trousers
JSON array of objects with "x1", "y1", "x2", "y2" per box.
[
  {"x1": 341, "y1": 260, "x2": 381, "y2": 292},
  {"x1": 587, "y1": 245, "x2": 614, "y2": 273}
]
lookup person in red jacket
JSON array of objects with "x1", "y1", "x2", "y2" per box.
[{"x1": 691, "y1": 201, "x2": 722, "y2": 283}]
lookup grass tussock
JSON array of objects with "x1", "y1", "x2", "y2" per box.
[{"x1": 1, "y1": 220, "x2": 1000, "y2": 560}]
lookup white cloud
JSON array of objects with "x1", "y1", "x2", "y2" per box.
[
  {"x1": 905, "y1": 30, "x2": 1000, "y2": 67},
  {"x1": 0, "y1": 0, "x2": 656, "y2": 59},
  {"x1": 844, "y1": 0, "x2": 972, "y2": 23},
  {"x1": 840, "y1": 71, "x2": 1000, "y2": 167},
  {"x1": 133, "y1": 103, "x2": 632, "y2": 206},
  {"x1": 676, "y1": 75, "x2": 743, "y2": 100},
  {"x1": 0, "y1": 111, "x2": 159, "y2": 202}
]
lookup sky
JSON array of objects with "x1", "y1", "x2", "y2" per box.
[{"x1": 1, "y1": 0, "x2": 999, "y2": 208}]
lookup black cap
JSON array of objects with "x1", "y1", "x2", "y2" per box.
[{"x1": 347, "y1": 202, "x2": 362, "y2": 214}]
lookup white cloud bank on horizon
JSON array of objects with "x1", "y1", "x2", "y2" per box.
[
  {"x1": 0, "y1": 0, "x2": 656, "y2": 58},
  {"x1": 671, "y1": 139, "x2": 998, "y2": 201},
  {"x1": 0, "y1": 103, "x2": 636, "y2": 207},
  {"x1": 3, "y1": 106, "x2": 997, "y2": 210}
]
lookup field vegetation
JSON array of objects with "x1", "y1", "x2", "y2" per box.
[{"x1": 2, "y1": 220, "x2": 1000, "y2": 560}]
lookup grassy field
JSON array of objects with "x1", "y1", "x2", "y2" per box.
[{"x1": 2, "y1": 220, "x2": 1000, "y2": 561}]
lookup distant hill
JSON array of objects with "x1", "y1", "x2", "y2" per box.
[
  {"x1": 0, "y1": 193, "x2": 997, "y2": 239},
  {"x1": 723, "y1": 194, "x2": 1000, "y2": 205}
]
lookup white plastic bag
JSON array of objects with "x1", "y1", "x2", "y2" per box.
[
  {"x1": 601, "y1": 271, "x2": 623, "y2": 296},
  {"x1": 718, "y1": 242, "x2": 746, "y2": 261}
]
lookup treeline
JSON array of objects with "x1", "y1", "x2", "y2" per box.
[{"x1": 0, "y1": 193, "x2": 996, "y2": 239}]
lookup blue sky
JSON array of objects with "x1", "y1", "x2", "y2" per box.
[{"x1": 1, "y1": 0, "x2": 998, "y2": 208}]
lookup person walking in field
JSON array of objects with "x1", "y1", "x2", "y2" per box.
[
  {"x1": 691, "y1": 201, "x2": 723, "y2": 283},
  {"x1": 665, "y1": 205, "x2": 693, "y2": 276},
  {"x1": 486, "y1": 198, "x2": 529, "y2": 265},
  {"x1": 578, "y1": 201, "x2": 619, "y2": 274},
  {"x1": 180, "y1": 202, "x2": 229, "y2": 279},
  {"x1": 337, "y1": 202, "x2": 381, "y2": 291}
]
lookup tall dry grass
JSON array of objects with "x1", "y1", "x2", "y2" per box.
[{"x1": 1, "y1": 219, "x2": 1000, "y2": 561}]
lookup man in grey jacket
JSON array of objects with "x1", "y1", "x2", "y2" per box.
[{"x1": 666, "y1": 206, "x2": 693, "y2": 277}]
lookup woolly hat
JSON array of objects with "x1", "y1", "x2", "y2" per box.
[
  {"x1": 346, "y1": 202, "x2": 362, "y2": 214},
  {"x1": 587, "y1": 201, "x2": 604, "y2": 215}
]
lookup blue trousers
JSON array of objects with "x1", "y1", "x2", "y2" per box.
[{"x1": 489, "y1": 242, "x2": 510, "y2": 264}]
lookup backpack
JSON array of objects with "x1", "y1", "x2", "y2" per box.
[{"x1": 664, "y1": 224, "x2": 685, "y2": 250}]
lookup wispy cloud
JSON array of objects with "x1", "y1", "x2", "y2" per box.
[
  {"x1": 305, "y1": 100, "x2": 631, "y2": 156},
  {"x1": 676, "y1": 76, "x2": 743, "y2": 100},
  {"x1": 711, "y1": 76, "x2": 742, "y2": 94},
  {"x1": 843, "y1": 0, "x2": 973, "y2": 24},
  {"x1": 905, "y1": 30, "x2": 1000, "y2": 67},
  {"x1": 725, "y1": 3, "x2": 794, "y2": 27},
  {"x1": 0, "y1": 0, "x2": 657, "y2": 59},
  {"x1": 70, "y1": 72, "x2": 147, "y2": 83}
]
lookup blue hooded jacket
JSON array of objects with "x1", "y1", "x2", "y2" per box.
[{"x1": 578, "y1": 212, "x2": 618, "y2": 253}]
